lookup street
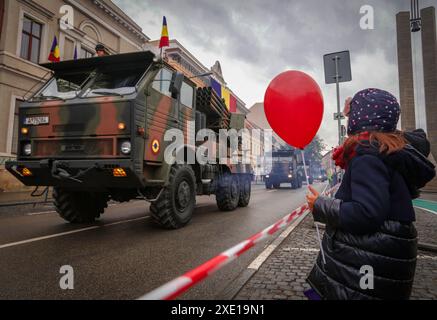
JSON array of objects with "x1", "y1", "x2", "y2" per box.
[{"x1": 0, "y1": 183, "x2": 325, "y2": 300}]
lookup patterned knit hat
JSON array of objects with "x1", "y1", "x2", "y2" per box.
[{"x1": 347, "y1": 88, "x2": 400, "y2": 135}]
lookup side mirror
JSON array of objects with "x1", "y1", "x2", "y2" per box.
[{"x1": 169, "y1": 72, "x2": 184, "y2": 99}]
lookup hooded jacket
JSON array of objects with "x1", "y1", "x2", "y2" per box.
[{"x1": 307, "y1": 133, "x2": 436, "y2": 300}]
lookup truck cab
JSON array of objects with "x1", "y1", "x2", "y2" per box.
[{"x1": 264, "y1": 150, "x2": 303, "y2": 189}]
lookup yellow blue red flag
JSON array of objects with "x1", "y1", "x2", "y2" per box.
[
  {"x1": 159, "y1": 16, "x2": 169, "y2": 48},
  {"x1": 48, "y1": 36, "x2": 60, "y2": 62}
]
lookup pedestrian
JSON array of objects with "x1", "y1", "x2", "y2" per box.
[
  {"x1": 327, "y1": 170, "x2": 333, "y2": 187},
  {"x1": 305, "y1": 88, "x2": 436, "y2": 300},
  {"x1": 95, "y1": 43, "x2": 108, "y2": 57}
]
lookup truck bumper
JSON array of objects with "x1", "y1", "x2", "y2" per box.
[
  {"x1": 265, "y1": 175, "x2": 295, "y2": 184},
  {"x1": 5, "y1": 159, "x2": 144, "y2": 190}
]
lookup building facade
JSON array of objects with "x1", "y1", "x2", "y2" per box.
[{"x1": 0, "y1": 0, "x2": 149, "y2": 191}]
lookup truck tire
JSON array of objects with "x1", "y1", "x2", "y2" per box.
[
  {"x1": 150, "y1": 165, "x2": 196, "y2": 229},
  {"x1": 216, "y1": 174, "x2": 240, "y2": 211},
  {"x1": 238, "y1": 176, "x2": 251, "y2": 207},
  {"x1": 53, "y1": 187, "x2": 109, "y2": 223}
]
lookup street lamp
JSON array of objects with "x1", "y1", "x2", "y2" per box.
[{"x1": 410, "y1": 0, "x2": 422, "y2": 32}]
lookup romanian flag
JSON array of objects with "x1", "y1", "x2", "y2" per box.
[
  {"x1": 211, "y1": 78, "x2": 222, "y2": 98},
  {"x1": 230, "y1": 94, "x2": 237, "y2": 113},
  {"x1": 48, "y1": 36, "x2": 60, "y2": 62},
  {"x1": 159, "y1": 16, "x2": 169, "y2": 48},
  {"x1": 221, "y1": 87, "x2": 231, "y2": 111}
]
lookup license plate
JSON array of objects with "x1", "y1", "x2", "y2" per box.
[{"x1": 24, "y1": 115, "x2": 49, "y2": 126}]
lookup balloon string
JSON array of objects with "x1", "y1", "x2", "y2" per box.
[{"x1": 301, "y1": 149, "x2": 326, "y2": 265}]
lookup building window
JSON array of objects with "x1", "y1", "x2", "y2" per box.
[
  {"x1": 80, "y1": 47, "x2": 94, "y2": 59},
  {"x1": 181, "y1": 82, "x2": 194, "y2": 108},
  {"x1": 20, "y1": 16, "x2": 42, "y2": 64},
  {"x1": 11, "y1": 99, "x2": 23, "y2": 155}
]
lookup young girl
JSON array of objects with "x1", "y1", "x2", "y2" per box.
[{"x1": 306, "y1": 88, "x2": 436, "y2": 300}]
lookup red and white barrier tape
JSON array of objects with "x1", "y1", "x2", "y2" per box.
[{"x1": 138, "y1": 184, "x2": 339, "y2": 300}]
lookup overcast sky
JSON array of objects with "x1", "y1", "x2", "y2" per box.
[{"x1": 114, "y1": 0, "x2": 436, "y2": 149}]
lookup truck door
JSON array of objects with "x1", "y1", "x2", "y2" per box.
[
  {"x1": 145, "y1": 68, "x2": 179, "y2": 163},
  {"x1": 179, "y1": 81, "x2": 195, "y2": 152}
]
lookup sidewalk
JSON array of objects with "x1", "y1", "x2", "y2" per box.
[{"x1": 234, "y1": 195, "x2": 437, "y2": 300}]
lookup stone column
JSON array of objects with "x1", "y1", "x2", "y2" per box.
[
  {"x1": 396, "y1": 12, "x2": 416, "y2": 132},
  {"x1": 421, "y1": 7, "x2": 437, "y2": 160}
]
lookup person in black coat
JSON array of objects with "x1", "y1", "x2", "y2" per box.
[{"x1": 305, "y1": 88, "x2": 436, "y2": 300}]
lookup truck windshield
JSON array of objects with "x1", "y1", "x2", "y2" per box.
[
  {"x1": 32, "y1": 70, "x2": 92, "y2": 101},
  {"x1": 83, "y1": 67, "x2": 144, "y2": 97}
]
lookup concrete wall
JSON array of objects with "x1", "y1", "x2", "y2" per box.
[{"x1": 396, "y1": 11, "x2": 416, "y2": 132}]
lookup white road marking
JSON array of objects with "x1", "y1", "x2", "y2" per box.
[
  {"x1": 0, "y1": 216, "x2": 149, "y2": 250},
  {"x1": 282, "y1": 247, "x2": 320, "y2": 253},
  {"x1": 27, "y1": 210, "x2": 56, "y2": 216},
  {"x1": 414, "y1": 206, "x2": 437, "y2": 215}
]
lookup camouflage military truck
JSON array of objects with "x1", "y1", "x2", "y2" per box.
[
  {"x1": 6, "y1": 51, "x2": 252, "y2": 229},
  {"x1": 264, "y1": 149, "x2": 303, "y2": 189}
]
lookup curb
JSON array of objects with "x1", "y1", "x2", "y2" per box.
[
  {"x1": 218, "y1": 209, "x2": 311, "y2": 300},
  {"x1": 418, "y1": 242, "x2": 437, "y2": 253}
]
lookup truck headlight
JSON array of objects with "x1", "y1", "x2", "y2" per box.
[
  {"x1": 266, "y1": 175, "x2": 270, "y2": 178},
  {"x1": 288, "y1": 174, "x2": 292, "y2": 178},
  {"x1": 120, "y1": 141, "x2": 131, "y2": 155},
  {"x1": 23, "y1": 143, "x2": 32, "y2": 156}
]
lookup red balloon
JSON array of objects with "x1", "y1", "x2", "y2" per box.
[{"x1": 264, "y1": 71, "x2": 324, "y2": 149}]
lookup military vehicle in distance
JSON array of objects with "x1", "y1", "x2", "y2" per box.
[
  {"x1": 264, "y1": 150, "x2": 303, "y2": 189},
  {"x1": 6, "y1": 51, "x2": 252, "y2": 229}
]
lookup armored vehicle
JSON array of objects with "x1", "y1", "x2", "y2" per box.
[
  {"x1": 6, "y1": 51, "x2": 252, "y2": 229},
  {"x1": 264, "y1": 150, "x2": 303, "y2": 189}
]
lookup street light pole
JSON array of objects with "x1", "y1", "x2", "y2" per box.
[{"x1": 334, "y1": 55, "x2": 342, "y2": 146}]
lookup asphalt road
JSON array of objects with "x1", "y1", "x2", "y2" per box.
[{"x1": 0, "y1": 182, "x2": 325, "y2": 300}]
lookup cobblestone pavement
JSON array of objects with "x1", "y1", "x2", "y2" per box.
[{"x1": 235, "y1": 206, "x2": 437, "y2": 300}]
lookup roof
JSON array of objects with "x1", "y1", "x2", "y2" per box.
[
  {"x1": 147, "y1": 39, "x2": 210, "y2": 73},
  {"x1": 40, "y1": 51, "x2": 156, "y2": 72},
  {"x1": 94, "y1": 0, "x2": 150, "y2": 41},
  {"x1": 247, "y1": 102, "x2": 288, "y2": 148}
]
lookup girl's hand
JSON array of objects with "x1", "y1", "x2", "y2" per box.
[{"x1": 306, "y1": 185, "x2": 319, "y2": 211}]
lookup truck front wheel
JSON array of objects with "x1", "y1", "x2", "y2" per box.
[
  {"x1": 150, "y1": 165, "x2": 196, "y2": 229},
  {"x1": 53, "y1": 187, "x2": 109, "y2": 223},
  {"x1": 216, "y1": 174, "x2": 240, "y2": 211},
  {"x1": 238, "y1": 176, "x2": 251, "y2": 207}
]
